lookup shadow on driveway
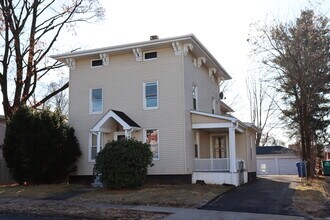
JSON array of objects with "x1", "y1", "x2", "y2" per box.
[{"x1": 201, "y1": 175, "x2": 302, "y2": 216}]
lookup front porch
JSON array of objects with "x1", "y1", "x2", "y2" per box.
[{"x1": 191, "y1": 110, "x2": 249, "y2": 186}]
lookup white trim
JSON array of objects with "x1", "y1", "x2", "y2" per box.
[
  {"x1": 114, "y1": 131, "x2": 126, "y2": 141},
  {"x1": 143, "y1": 51, "x2": 158, "y2": 61},
  {"x1": 89, "y1": 87, "x2": 103, "y2": 114},
  {"x1": 51, "y1": 34, "x2": 232, "y2": 80},
  {"x1": 229, "y1": 127, "x2": 237, "y2": 173},
  {"x1": 190, "y1": 110, "x2": 236, "y2": 122},
  {"x1": 192, "y1": 123, "x2": 234, "y2": 129},
  {"x1": 91, "y1": 109, "x2": 138, "y2": 131},
  {"x1": 143, "y1": 81, "x2": 159, "y2": 110},
  {"x1": 88, "y1": 132, "x2": 97, "y2": 162},
  {"x1": 143, "y1": 128, "x2": 160, "y2": 160}
]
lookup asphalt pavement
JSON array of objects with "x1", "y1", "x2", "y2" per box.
[{"x1": 202, "y1": 175, "x2": 302, "y2": 216}]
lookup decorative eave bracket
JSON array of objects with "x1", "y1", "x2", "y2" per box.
[
  {"x1": 172, "y1": 42, "x2": 182, "y2": 56},
  {"x1": 132, "y1": 48, "x2": 142, "y2": 61},
  {"x1": 172, "y1": 42, "x2": 193, "y2": 56},
  {"x1": 66, "y1": 58, "x2": 75, "y2": 70},
  {"x1": 100, "y1": 53, "x2": 110, "y2": 66},
  {"x1": 197, "y1": 57, "x2": 206, "y2": 68},
  {"x1": 209, "y1": 68, "x2": 216, "y2": 82}
]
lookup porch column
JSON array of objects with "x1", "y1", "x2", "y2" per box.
[
  {"x1": 196, "y1": 131, "x2": 200, "y2": 158},
  {"x1": 229, "y1": 127, "x2": 237, "y2": 172},
  {"x1": 97, "y1": 131, "x2": 101, "y2": 152}
]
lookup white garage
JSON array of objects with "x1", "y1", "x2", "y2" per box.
[{"x1": 256, "y1": 146, "x2": 300, "y2": 175}]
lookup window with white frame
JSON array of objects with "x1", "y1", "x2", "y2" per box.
[
  {"x1": 145, "y1": 129, "x2": 159, "y2": 159},
  {"x1": 144, "y1": 51, "x2": 157, "y2": 60},
  {"x1": 91, "y1": 133, "x2": 97, "y2": 160},
  {"x1": 90, "y1": 88, "x2": 103, "y2": 114},
  {"x1": 143, "y1": 81, "x2": 158, "y2": 109},
  {"x1": 212, "y1": 97, "x2": 216, "y2": 114},
  {"x1": 90, "y1": 132, "x2": 104, "y2": 161},
  {"x1": 192, "y1": 84, "x2": 198, "y2": 110}
]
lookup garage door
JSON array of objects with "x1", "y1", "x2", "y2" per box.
[
  {"x1": 278, "y1": 158, "x2": 299, "y2": 175},
  {"x1": 257, "y1": 157, "x2": 300, "y2": 175},
  {"x1": 257, "y1": 158, "x2": 277, "y2": 175}
]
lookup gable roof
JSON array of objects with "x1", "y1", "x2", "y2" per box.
[
  {"x1": 256, "y1": 146, "x2": 294, "y2": 155},
  {"x1": 91, "y1": 109, "x2": 140, "y2": 132},
  {"x1": 51, "y1": 34, "x2": 231, "y2": 80}
]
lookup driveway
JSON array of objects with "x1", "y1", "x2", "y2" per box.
[{"x1": 202, "y1": 175, "x2": 302, "y2": 216}]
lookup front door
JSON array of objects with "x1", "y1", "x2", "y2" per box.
[{"x1": 213, "y1": 136, "x2": 227, "y2": 158}]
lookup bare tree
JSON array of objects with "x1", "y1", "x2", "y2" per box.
[
  {"x1": 44, "y1": 78, "x2": 69, "y2": 117},
  {"x1": 0, "y1": 0, "x2": 104, "y2": 118},
  {"x1": 250, "y1": 9, "x2": 330, "y2": 176},
  {"x1": 246, "y1": 74, "x2": 279, "y2": 147}
]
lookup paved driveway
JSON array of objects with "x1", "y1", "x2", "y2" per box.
[{"x1": 202, "y1": 175, "x2": 302, "y2": 216}]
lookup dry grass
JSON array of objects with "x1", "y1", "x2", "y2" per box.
[
  {"x1": 0, "y1": 199, "x2": 167, "y2": 220},
  {"x1": 0, "y1": 184, "x2": 84, "y2": 199},
  {"x1": 293, "y1": 177, "x2": 329, "y2": 218},
  {"x1": 71, "y1": 184, "x2": 233, "y2": 208}
]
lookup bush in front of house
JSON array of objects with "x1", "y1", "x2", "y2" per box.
[
  {"x1": 2, "y1": 106, "x2": 81, "y2": 185},
  {"x1": 95, "y1": 139, "x2": 153, "y2": 189}
]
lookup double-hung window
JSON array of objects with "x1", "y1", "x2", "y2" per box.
[
  {"x1": 192, "y1": 85, "x2": 198, "y2": 110},
  {"x1": 144, "y1": 81, "x2": 158, "y2": 109},
  {"x1": 89, "y1": 132, "x2": 104, "y2": 161},
  {"x1": 90, "y1": 88, "x2": 103, "y2": 114},
  {"x1": 144, "y1": 129, "x2": 159, "y2": 160}
]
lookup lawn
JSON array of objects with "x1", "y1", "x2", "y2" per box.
[
  {"x1": 0, "y1": 183, "x2": 232, "y2": 219},
  {"x1": 0, "y1": 183, "x2": 84, "y2": 199},
  {"x1": 293, "y1": 176, "x2": 330, "y2": 218},
  {"x1": 71, "y1": 184, "x2": 233, "y2": 208}
]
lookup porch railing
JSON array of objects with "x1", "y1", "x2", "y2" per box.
[{"x1": 194, "y1": 158, "x2": 230, "y2": 171}]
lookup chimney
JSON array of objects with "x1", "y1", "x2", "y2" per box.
[{"x1": 150, "y1": 35, "x2": 159, "y2": 40}]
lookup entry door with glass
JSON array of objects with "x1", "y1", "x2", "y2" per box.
[{"x1": 213, "y1": 136, "x2": 227, "y2": 158}]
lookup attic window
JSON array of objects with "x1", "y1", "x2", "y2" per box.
[
  {"x1": 91, "y1": 59, "x2": 103, "y2": 67},
  {"x1": 144, "y1": 51, "x2": 157, "y2": 60}
]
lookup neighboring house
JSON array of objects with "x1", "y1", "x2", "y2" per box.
[
  {"x1": 256, "y1": 146, "x2": 300, "y2": 175},
  {"x1": 0, "y1": 115, "x2": 13, "y2": 184},
  {"x1": 51, "y1": 34, "x2": 258, "y2": 186}
]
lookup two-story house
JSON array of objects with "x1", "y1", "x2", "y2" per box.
[{"x1": 51, "y1": 34, "x2": 257, "y2": 186}]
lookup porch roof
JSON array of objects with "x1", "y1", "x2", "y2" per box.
[
  {"x1": 91, "y1": 109, "x2": 140, "y2": 132},
  {"x1": 190, "y1": 110, "x2": 251, "y2": 133}
]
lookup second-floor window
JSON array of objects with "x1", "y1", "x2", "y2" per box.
[
  {"x1": 212, "y1": 97, "x2": 216, "y2": 114},
  {"x1": 144, "y1": 81, "x2": 158, "y2": 109},
  {"x1": 192, "y1": 85, "x2": 198, "y2": 110},
  {"x1": 90, "y1": 88, "x2": 103, "y2": 114}
]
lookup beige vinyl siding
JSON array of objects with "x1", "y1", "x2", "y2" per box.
[
  {"x1": 199, "y1": 130, "x2": 210, "y2": 158},
  {"x1": 69, "y1": 47, "x2": 186, "y2": 175},
  {"x1": 235, "y1": 129, "x2": 257, "y2": 172},
  {"x1": 183, "y1": 53, "x2": 222, "y2": 173}
]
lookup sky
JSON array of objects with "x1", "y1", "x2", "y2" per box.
[
  {"x1": 9, "y1": 0, "x2": 326, "y2": 145},
  {"x1": 57, "y1": 0, "x2": 329, "y2": 144}
]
